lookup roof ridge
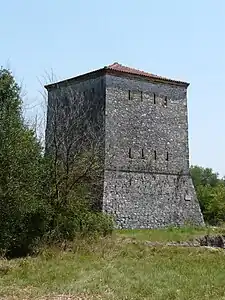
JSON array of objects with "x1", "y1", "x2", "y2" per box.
[{"x1": 107, "y1": 62, "x2": 120, "y2": 68}]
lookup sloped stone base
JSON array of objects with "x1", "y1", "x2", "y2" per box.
[{"x1": 103, "y1": 170, "x2": 204, "y2": 229}]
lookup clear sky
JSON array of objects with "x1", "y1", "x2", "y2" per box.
[{"x1": 1, "y1": 0, "x2": 225, "y2": 175}]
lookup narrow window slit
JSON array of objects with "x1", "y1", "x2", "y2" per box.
[
  {"x1": 140, "y1": 91, "x2": 143, "y2": 101},
  {"x1": 153, "y1": 93, "x2": 156, "y2": 104},
  {"x1": 129, "y1": 148, "x2": 132, "y2": 158},
  {"x1": 166, "y1": 151, "x2": 169, "y2": 161},
  {"x1": 141, "y1": 149, "x2": 145, "y2": 159},
  {"x1": 154, "y1": 150, "x2": 157, "y2": 160},
  {"x1": 128, "y1": 90, "x2": 131, "y2": 100},
  {"x1": 164, "y1": 96, "x2": 167, "y2": 107},
  {"x1": 129, "y1": 177, "x2": 132, "y2": 186}
]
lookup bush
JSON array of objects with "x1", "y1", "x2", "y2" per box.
[
  {"x1": 44, "y1": 196, "x2": 113, "y2": 244},
  {"x1": 191, "y1": 165, "x2": 225, "y2": 225},
  {"x1": 1, "y1": 202, "x2": 51, "y2": 258}
]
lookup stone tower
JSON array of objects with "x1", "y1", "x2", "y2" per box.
[{"x1": 45, "y1": 62, "x2": 204, "y2": 229}]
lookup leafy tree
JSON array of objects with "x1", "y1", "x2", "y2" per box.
[
  {"x1": 43, "y1": 80, "x2": 113, "y2": 243},
  {"x1": 0, "y1": 68, "x2": 48, "y2": 257},
  {"x1": 190, "y1": 165, "x2": 219, "y2": 188},
  {"x1": 190, "y1": 165, "x2": 225, "y2": 225}
]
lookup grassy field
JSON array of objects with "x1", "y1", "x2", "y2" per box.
[
  {"x1": 0, "y1": 227, "x2": 225, "y2": 300},
  {"x1": 117, "y1": 225, "x2": 225, "y2": 242}
]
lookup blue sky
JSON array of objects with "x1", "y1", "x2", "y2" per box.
[{"x1": 1, "y1": 0, "x2": 225, "y2": 175}]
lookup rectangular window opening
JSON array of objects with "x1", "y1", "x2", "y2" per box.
[
  {"x1": 153, "y1": 93, "x2": 156, "y2": 104},
  {"x1": 140, "y1": 91, "x2": 143, "y2": 101},
  {"x1": 154, "y1": 150, "x2": 157, "y2": 160},
  {"x1": 128, "y1": 90, "x2": 131, "y2": 100},
  {"x1": 141, "y1": 148, "x2": 145, "y2": 159}
]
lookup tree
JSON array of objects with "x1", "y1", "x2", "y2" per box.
[
  {"x1": 190, "y1": 165, "x2": 225, "y2": 225},
  {"x1": 190, "y1": 165, "x2": 220, "y2": 188},
  {"x1": 44, "y1": 81, "x2": 105, "y2": 210},
  {"x1": 41, "y1": 77, "x2": 113, "y2": 241},
  {"x1": 0, "y1": 67, "x2": 47, "y2": 257}
]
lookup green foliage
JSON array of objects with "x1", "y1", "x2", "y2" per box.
[
  {"x1": 43, "y1": 150, "x2": 113, "y2": 244},
  {"x1": 190, "y1": 165, "x2": 225, "y2": 225},
  {"x1": 42, "y1": 185, "x2": 113, "y2": 244},
  {"x1": 0, "y1": 68, "x2": 113, "y2": 257},
  {"x1": 45, "y1": 207, "x2": 113, "y2": 243},
  {"x1": 0, "y1": 68, "x2": 50, "y2": 257},
  {"x1": 190, "y1": 165, "x2": 220, "y2": 187}
]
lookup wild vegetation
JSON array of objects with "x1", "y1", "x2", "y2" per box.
[
  {"x1": 190, "y1": 165, "x2": 225, "y2": 225},
  {"x1": 1, "y1": 227, "x2": 225, "y2": 300},
  {"x1": 0, "y1": 67, "x2": 112, "y2": 258}
]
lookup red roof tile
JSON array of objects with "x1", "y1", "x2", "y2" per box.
[
  {"x1": 45, "y1": 62, "x2": 189, "y2": 89},
  {"x1": 105, "y1": 62, "x2": 189, "y2": 86}
]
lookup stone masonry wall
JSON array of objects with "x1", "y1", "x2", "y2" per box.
[
  {"x1": 45, "y1": 75, "x2": 105, "y2": 154},
  {"x1": 103, "y1": 74, "x2": 204, "y2": 228},
  {"x1": 45, "y1": 74, "x2": 106, "y2": 210},
  {"x1": 103, "y1": 171, "x2": 203, "y2": 228}
]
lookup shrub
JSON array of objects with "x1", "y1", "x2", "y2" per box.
[{"x1": 44, "y1": 196, "x2": 113, "y2": 244}]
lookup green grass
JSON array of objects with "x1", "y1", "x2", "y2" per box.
[
  {"x1": 117, "y1": 225, "x2": 225, "y2": 242},
  {"x1": 0, "y1": 227, "x2": 225, "y2": 299}
]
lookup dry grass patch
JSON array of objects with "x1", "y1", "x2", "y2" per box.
[
  {"x1": 38, "y1": 293, "x2": 104, "y2": 300},
  {"x1": 0, "y1": 228, "x2": 225, "y2": 299},
  {"x1": 0, "y1": 293, "x2": 103, "y2": 300}
]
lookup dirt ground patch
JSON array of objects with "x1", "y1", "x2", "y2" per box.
[{"x1": 0, "y1": 294, "x2": 104, "y2": 300}]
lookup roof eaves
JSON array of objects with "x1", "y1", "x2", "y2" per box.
[
  {"x1": 44, "y1": 67, "x2": 106, "y2": 90},
  {"x1": 44, "y1": 63, "x2": 189, "y2": 90},
  {"x1": 105, "y1": 68, "x2": 189, "y2": 87}
]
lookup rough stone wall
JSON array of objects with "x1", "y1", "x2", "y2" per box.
[
  {"x1": 103, "y1": 171, "x2": 203, "y2": 228},
  {"x1": 45, "y1": 75, "x2": 105, "y2": 154},
  {"x1": 45, "y1": 74, "x2": 106, "y2": 209},
  {"x1": 103, "y1": 74, "x2": 204, "y2": 228}
]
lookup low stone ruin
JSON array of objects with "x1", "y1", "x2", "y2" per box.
[{"x1": 197, "y1": 234, "x2": 225, "y2": 248}]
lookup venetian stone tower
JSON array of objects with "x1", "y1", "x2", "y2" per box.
[{"x1": 45, "y1": 62, "x2": 204, "y2": 229}]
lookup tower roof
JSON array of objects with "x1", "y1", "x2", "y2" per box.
[
  {"x1": 106, "y1": 62, "x2": 189, "y2": 86},
  {"x1": 45, "y1": 62, "x2": 189, "y2": 89}
]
